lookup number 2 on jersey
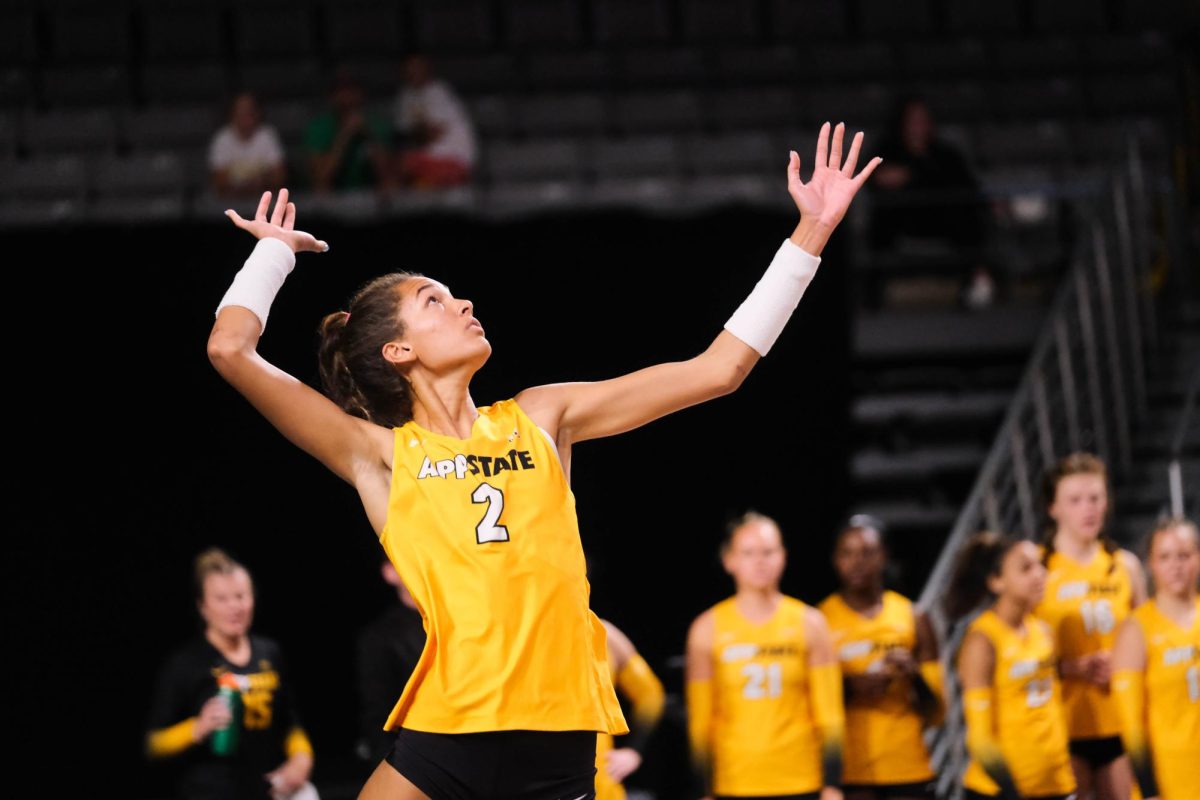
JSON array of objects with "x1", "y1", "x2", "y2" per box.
[{"x1": 472, "y1": 483, "x2": 510, "y2": 543}]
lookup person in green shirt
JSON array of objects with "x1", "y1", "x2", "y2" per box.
[{"x1": 304, "y1": 69, "x2": 394, "y2": 192}]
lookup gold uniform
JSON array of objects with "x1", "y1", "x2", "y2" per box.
[
  {"x1": 707, "y1": 596, "x2": 829, "y2": 796},
  {"x1": 595, "y1": 645, "x2": 664, "y2": 800},
  {"x1": 819, "y1": 591, "x2": 934, "y2": 786},
  {"x1": 378, "y1": 399, "x2": 627, "y2": 735},
  {"x1": 961, "y1": 610, "x2": 1075, "y2": 798},
  {"x1": 1035, "y1": 548, "x2": 1134, "y2": 740},
  {"x1": 1113, "y1": 599, "x2": 1200, "y2": 800}
]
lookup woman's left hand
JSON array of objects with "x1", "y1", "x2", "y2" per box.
[
  {"x1": 604, "y1": 747, "x2": 643, "y2": 782},
  {"x1": 265, "y1": 755, "x2": 311, "y2": 798},
  {"x1": 787, "y1": 122, "x2": 882, "y2": 229}
]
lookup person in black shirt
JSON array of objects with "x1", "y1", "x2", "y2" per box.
[
  {"x1": 870, "y1": 96, "x2": 995, "y2": 308},
  {"x1": 356, "y1": 559, "x2": 426, "y2": 767},
  {"x1": 146, "y1": 548, "x2": 315, "y2": 800}
]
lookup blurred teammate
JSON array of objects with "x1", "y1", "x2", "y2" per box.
[
  {"x1": 595, "y1": 620, "x2": 665, "y2": 800},
  {"x1": 686, "y1": 512, "x2": 845, "y2": 800},
  {"x1": 1113, "y1": 518, "x2": 1200, "y2": 800},
  {"x1": 820, "y1": 516, "x2": 941, "y2": 799},
  {"x1": 146, "y1": 549, "x2": 315, "y2": 800},
  {"x1": 946, "y1": 532, "x2": 1076, "y2": 800},
  {"x1": 1035, "y1": 453, "x2": 1147, "y2": 799}
]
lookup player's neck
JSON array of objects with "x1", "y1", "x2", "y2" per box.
[
  {"x1": 206, "y1": 628, "x2": 251, "y2": 665},
  {"x1": 1155, "y1": 590, "x2": 1197, "y2": 625},
  {"x1": 735, "y1": 588, "x2": 782, "y2": 622},
  {"x1": 839, "y1": 583, "x2": 884, "y2": 613},
  {"x1": 992, "y1": 596, "x2": 1030, "y2": 631},
  {"x1": 409, "y1": 369, "x2": 477, "y2": 438},
  {"x1": 1053, "y1": 531, "x2": 1099, "y2": 563}
]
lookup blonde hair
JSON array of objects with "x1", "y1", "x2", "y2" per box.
[
  {"x1": 193, "y1": 547, "x2": 251, "y2": 601},
  {"x1": 1146, "y1": 516, "x2": 1200, "y2": 555},
  {"x1": 720, "y1": 510, "x2": 781, "y2": 555}
]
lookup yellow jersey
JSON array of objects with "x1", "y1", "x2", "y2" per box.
[
  {"x1": 379, "y1": 399, "x2": 627, "y2": 735},
  {"x1": 962, "y1": 610, "x2": 1075, "y2": 798},
  {"x1": 1127, "y1": 599, "x2": 1200, "y2": 800},
  {"x1": 1035, "y1": 547, "x2": 1135, "y2": 739},
  {"x1": 596, "y1": 645, "x2": 623, "y2": 800},
  {"x1": 709, "y1": 596, "x2": 822, "y2": 796},
  {"x1": 819, "y1": 591, "x2": 934, "y2": 785}
]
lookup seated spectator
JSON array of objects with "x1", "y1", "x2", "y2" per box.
[
  {"x1": 870, "y1": 96, "x2": 995, "y2": 308},
  {"x1": 304, "y1": 69, "x2": 393, "y2": 193},
  {"x1": 392, "y1": 55, "x2": 477, "y2": 189},
  {"x1": 209, "y1": 92, "x2": 286, "y2": 199}
]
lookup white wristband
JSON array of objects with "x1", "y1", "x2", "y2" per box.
[
  {"x1": 215, "y1": 237, "x2": 296, "y2": 331},
  {"x1": 724, "y1": 238, "x2": 821, "y2": 356}
]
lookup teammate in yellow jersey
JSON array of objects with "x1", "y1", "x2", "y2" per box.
[
  {"x1": 819, "y1": 516, "x2": 941, "y2": 800},
  {"x1": 208, "y1": 122, "x2": 880, "y2": 800},
  {"x1": 595, "y1": 620, "x2": 665, "y2": 800},
  {"x1": 686, "y1": 512, "x2": 845, "y2": 800},
  {"x1": 1034, "y1": 453, "x2": 1147, "y2": 800},
  {"x1": 947, "y1": 532, "x2": 1076, "y2": 800},
  {"x1": 1113, "y1": 518, "x2": 1200, "y2": 800}
]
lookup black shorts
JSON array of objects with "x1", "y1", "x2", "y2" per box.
[
  {"x1": 1068, "y1": 735, "x2": 1125, "y2": 768},
  {"x1": 963, "y1": 792, "x2": 1075, "y2": 800},
  {"x1": 386, "y1": 728, "x2": 596, "y2": 800},
  {"x1": 842, "y1": 781, "x2": 934, "y2": 799},
  {"x1": 715, "y1": 795, "x2": 819, "y2": 800}
]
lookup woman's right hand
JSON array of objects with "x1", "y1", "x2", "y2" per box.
[
  {"x1": 192, "y1": 696, "x2": 233, "y2": 741},
  {"x1": 226, "y1": 189, "x2": 329, "y2": 255}
]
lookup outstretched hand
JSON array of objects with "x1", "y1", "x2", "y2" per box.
[
  {"x1": 787, "y1": 122, "x2": 881, "y2": 229},
  {"x1": 226, "y1": 189, "x2": 329, "y2": 255}
]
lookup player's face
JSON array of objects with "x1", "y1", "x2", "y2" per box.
[
  {"x1": 395, "y1": 278, "x2": 491, "y2": 373},
  {"x1": 199, "y1": 569, "x2": 255, "y2": 639},
  {"x1": 724, "y1": 520, "x2": 786, "y2": 591},
  {"x1": 1149, "y1": 525, "x2": 1200, "y2": 597},
  {"x1": 1049, "y1": 473, "x2": 1108, "y2": 543},
  {"x1": 833, "y1": 527, "x2": 884, "y2": 591},
  {"x1": 991, "y1": 541, "x2": 1046, "y2": 609}
]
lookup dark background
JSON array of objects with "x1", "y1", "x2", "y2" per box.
[{"x1": 14, "y1": 204, "x2": 852, "y2": 794}]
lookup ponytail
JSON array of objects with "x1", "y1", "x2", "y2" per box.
[
  {"x1": 317, "y1": 272, "x2": 419, "y2": 429},
  {"x1": 944, "y1": 531, "x2": 1024, "y2": 622}
]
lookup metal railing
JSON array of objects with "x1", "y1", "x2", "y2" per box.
[
  {"x1": 1169, "y1": 368, "x2": 1199, "y2": 517},
  {"x1": 915, "y1": 137, "x2": 1173, "y2": 798}
]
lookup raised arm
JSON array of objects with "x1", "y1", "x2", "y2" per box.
[
  {"x1": 207, "y1": 190, "x2": 388, "y2": 488},
  {"x1": 516, "y1": 123, "x2": 880, "y2": 446}
]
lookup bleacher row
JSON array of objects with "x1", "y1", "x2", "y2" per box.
[
  {"x1": 0, "y1": 0, "x2": 1188, "y2": 225},
  {"x1": 2, "y1": 0, "x2": 1195, "y2": 69}
]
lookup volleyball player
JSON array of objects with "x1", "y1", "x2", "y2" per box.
[{"x1": 208, "y1": 123, "x2": 881, "y2": 799}]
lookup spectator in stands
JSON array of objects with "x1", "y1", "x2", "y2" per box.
[
  {"x1": 304, "y1": 68, "x2": 394, "y2": 194},
  {"x1": 209, "y1": 92, "x2": 286, "y2": 199},
  {"x1": 870, "y1": 96, "x2": 995, "y2": 309},
  {"x1": 145, "y1": 548, "x2": 316, "y2": 800},
  {"x1": 355, "y1": 558, "x2": 425, "y2": 768},
  {"x1": 392, "y1": 55, "x2": 477, "y2": 189}
]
